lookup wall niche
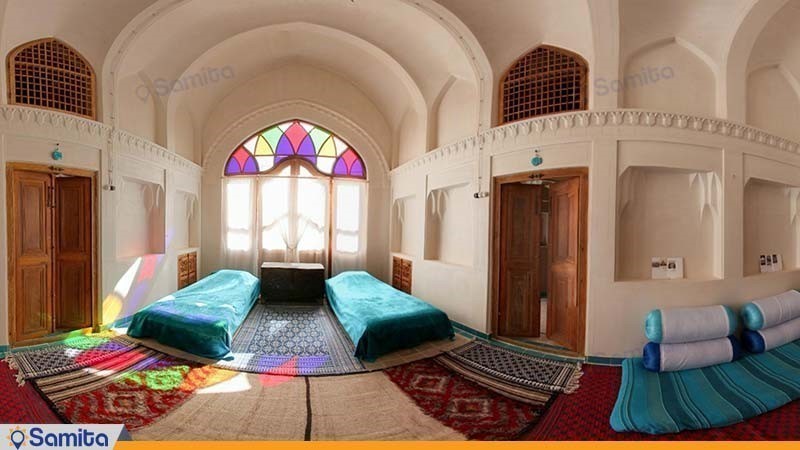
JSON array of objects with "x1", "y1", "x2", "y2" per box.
[
  {"x1": 424, "y1": 182, "x2": 473, "y2": 266},
  {"x1": 116, "y1": 176, "x2": 166, "y2": 258},
  {"x1": 616, "y1": 166, "x2": 722, "y2": 281},
  {"x1": 173, "y1": 190, "x2": 200, "y2": 250},
  {"x1": 743, "y1": 178, "x2": 800, "y2": 276},
  {"x1": 391, "y1": 195, "x2": 418, "y2": 256}
]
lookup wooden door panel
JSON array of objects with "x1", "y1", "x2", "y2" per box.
[
  {"x1": 55, "y1": 176, "x2": 93, "y2": 330},
  {"x1": 19, "y1": 179, "x2": 49, "y2": 257},
  {"x1": 498, "y1": 184, "x2": 541, "y2": 337},
  {"x1": 18, "y1": 263, "x2": 50, "y2": 339},
  {"x1": 10, "y1": 170, "x2": 53, "y2": 342},
  {"x1": 502, "y1": 269, "x2": 539, "y2": 336},
  {"x1": 547, "y1": 177, "x2": 580, "y2": 351},
  {"x1": 55, "y1": 259, "x2": 91, "y2": 329}
]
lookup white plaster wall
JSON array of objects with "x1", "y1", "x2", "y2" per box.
[
  {"x1": 435, "y1": 79, "x2": 479, "y2": 148},
  {"x1": 117, "y1": 74, "x2": 158, "y2": 144},
  {"x1": 622, "y1": 41, "x2": 716, "y2": 116},
  {"x1": 0, "y1": 108, "x2": 201, "y2": 346},
  {"x1": 391, "y1": 110, "x2": 800, "y2": 358},
  {"x1": 743, "y1": 179, "x2": 800, "y2": 276},
  {"x1": 747, "y1": 67, "x2": 800, "y2": 143},
  {"x1": 172, "y1": 104, "x2": 197, "y2": 164}
]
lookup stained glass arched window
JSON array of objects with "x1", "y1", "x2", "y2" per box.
[{"x1": 224, "y1": 120, "x2": 366, "y2": 179}]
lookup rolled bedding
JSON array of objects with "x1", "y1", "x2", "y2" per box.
[
  {"x1": 740, "y1": 290, "x2": 800, "y2": 331},
  {"x1": 642, "y1": 336, "x2": 742, "y2": 372},
  {"x1": 742, "y1": 316, "x2": 800, "y2": 353},
  {"x1": 644, "y1": 305, "x2": 737, "y2": 344}
]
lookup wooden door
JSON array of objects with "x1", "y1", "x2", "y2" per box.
[
  {"x1": 547, "y1": 177, "x2": 580, "y2": 350},
  {"x1": 498, "y1": 183, "x2": 541, "y2": 337},
  {"x1": 9, "y1": 169, "x2": 53, "y2": 342},
  {"x1": 54, "y1": 176, "x2": 93, "y2": 330}
]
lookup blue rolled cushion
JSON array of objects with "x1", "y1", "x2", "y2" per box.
[
  {"x1": 741, "y1": 316, "x2": 800, "y2": 353},
  {"x1": 642, "y1": 336, "x2": 741, "y2": 372},
  {"x1": 741, "y1": 330, "x2": 766, "y2": 354},
  {"x1": 741, "y1": 290, "x2": 800, "y2": 331},
  {"x1": 644, "y1": 305, "x2": 737, "y2": 344}
]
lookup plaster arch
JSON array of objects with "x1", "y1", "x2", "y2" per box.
[
  {"x1": 101, "y1": 0, "x2": 492, "y2": 134},
  {"x1": 162, "y1": 22, "x2": 428, "y2": 163},
  {"x1": 724, "y1": 0, "x2": 791, "y2": 121},
  {"x1": 622, "y1": 37, "x2": 718, "y2": 116}
]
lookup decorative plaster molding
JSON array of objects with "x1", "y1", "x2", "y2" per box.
[
  {"x1": 391, "y1": 109, "x2": 800, "y2": 175},
  {"x1": 0, "y1": 106, "x2": 202, "y2": 177}
]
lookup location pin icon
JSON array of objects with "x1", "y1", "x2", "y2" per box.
[{"x1": 10, "y1": 430, "x2": 25, "y2": 450}]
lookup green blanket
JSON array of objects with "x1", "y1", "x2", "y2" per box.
[
  {"x1": 127, "y1": 270, "x2": 260, "y2": 358},
  {"x1": 611, "y1": 339, "x2": 800, "y2": 434},
  {"x1": 325, "y1": 271, "x2": 454, "y2": 361}
]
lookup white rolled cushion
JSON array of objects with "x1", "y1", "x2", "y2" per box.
[
  {"x1": 741, "y1": 290, "x2": 800, "y2": 331},
  {"x1": 643, "y1": 336, "x2": 740, "y2": 372},
  {"x1": 744, "y1": 316, "x2": 800, "y2": 353},
  {"x1": 645, "y1": 305, "x2": 737, "y2": 344}
]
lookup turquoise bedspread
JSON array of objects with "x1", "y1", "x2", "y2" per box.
[
  {"x1": 611, "y1": 339, "x2": 800, "y2": 434},
  {"x1": 127, "y1": 270, "x2": 260, "y2": 358},
  {"x1": 325, "y1": 271, "x2": 454, "y2": 361}
]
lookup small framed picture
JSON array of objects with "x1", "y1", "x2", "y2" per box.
[
  {"x1": 760, "y1": 254, "x2": 783, "y2": 273},
  {"x1": 651, "y1": 257, "x2": 684, "y2": 279}
]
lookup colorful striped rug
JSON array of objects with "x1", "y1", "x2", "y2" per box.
[
  {"x1": 611, "y1": 339, "x2": 800, "y2": 435},
  {"x1": 4, "y1": 334, "x2": 141, "y2": 384},
  {"x1": 31, "y1": 347, "x2": 234, "y2": 430}
]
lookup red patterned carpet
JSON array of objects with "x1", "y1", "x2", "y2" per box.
[
  {"x1": 0, "y1": 361, "x2": 61, "y2": 423},
  {"x1": 3, "y1": 356, "x2": 800, "y2": 440},
  {"x1": 384, "y1": 358, "x2": 544, "y2": 440}
]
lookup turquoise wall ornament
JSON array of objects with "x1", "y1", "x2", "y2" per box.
[
  {"x1": 52, "y1": 143, "x2": 63, "y2": 161},
  {"x1": 531, "y1": 149, "x2": 543, "y2": 167}
]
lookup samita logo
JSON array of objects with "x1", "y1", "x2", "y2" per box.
[
  {"x1": 7, "y1": 427, "x2": 26, "y2": 450},
  {"x1": 3, "y1": 425, "x2": 124, "y2": 450},
  {"x1": 27, "y1": 428, "x2": 109, "y2": 448}
]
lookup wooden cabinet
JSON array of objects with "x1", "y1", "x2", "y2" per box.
[
  {"x1": 178, "y1": 251, "x2": 197, "y2": 289},
  {"x1": 392, "y1": 256, "x2": 412, "y2": 294},
  {"x1": 260, "y1": 262, "x2": 325, "y2": 303}
]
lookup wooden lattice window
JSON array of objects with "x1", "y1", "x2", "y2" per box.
[
  {"x1": 7, "y1": 38, "x2": 96, "y2": 119},
  {"x1": 500, "y1": 45, "x2": 587, "y2": 124}
]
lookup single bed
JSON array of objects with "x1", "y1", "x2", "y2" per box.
[
  {"x1": 325, "y1": 271, "x2": 455, "y2": 361},
  {"x1": 127, "y1": 269, "x2": 260, "y2": 358}
]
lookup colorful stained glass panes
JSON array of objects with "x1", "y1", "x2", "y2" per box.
[{"x1": 224, "y1": 120, "x2": 367, "y2": 178}]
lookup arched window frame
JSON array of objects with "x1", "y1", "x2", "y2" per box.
[
  {"x1": 221, "y1": 120, "x2": 369, "y2": 274},
  {"x1": 499, "y1": 45, "x2": 588, "y2": 124},
  {"x1": 223, "y1": 119, "x2": 367, "y2": 180},
  {"x1": 7, "y1": 37, "x2": 96, "y2": 120}
]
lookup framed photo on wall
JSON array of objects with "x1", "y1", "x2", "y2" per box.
[
  {"x1": 759, "y1": 254, "x2": 783, "y2": 273},
  {"x1": 651, "y1": 257, "x2": 684, "y2": 280}
]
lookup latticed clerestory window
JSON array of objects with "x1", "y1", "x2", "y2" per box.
[
  {"x1": 7, "y1": 38, "x2": 96, "y2": 119},
  {"x1": 500, "y1": 45, "x2": 587, "y2": 124}
]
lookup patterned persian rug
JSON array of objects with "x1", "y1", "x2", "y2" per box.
[
  {"x1": 435, "y1": 341, "x2": 582, "y2": 398},
  {"x1": 32, "y1": 347, "x2": 235, "y2": 430},
  {"x1": 384, "y1": 358, "x2": 545, "y2": 440},
  {"x1": 213, "y1": 303, "x2": 366, "y2": 376},
  {"x1": 4, "y1": 333, "x2": 141, "y2": 384}
]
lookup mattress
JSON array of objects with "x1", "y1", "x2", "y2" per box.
[
  {"x1": 325, "y1": 271, "x2": 455, "y2": 361},
  {"x1": 611, "y1": 339, "x2": 800, "y2": 435},
  {"x1": 127, "y1": 269, "x2": 260, "y2": 358}
]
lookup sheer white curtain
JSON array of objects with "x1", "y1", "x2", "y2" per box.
[
  {"x1": 222, "y1": 177, "x2": 259, "y2": 273},
  {"x1": 331, "y1": 180, "x2": 367, "y2": 275},
  {"x1": 223, "y1": 163, "x2": 333, "y2": 274}
]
